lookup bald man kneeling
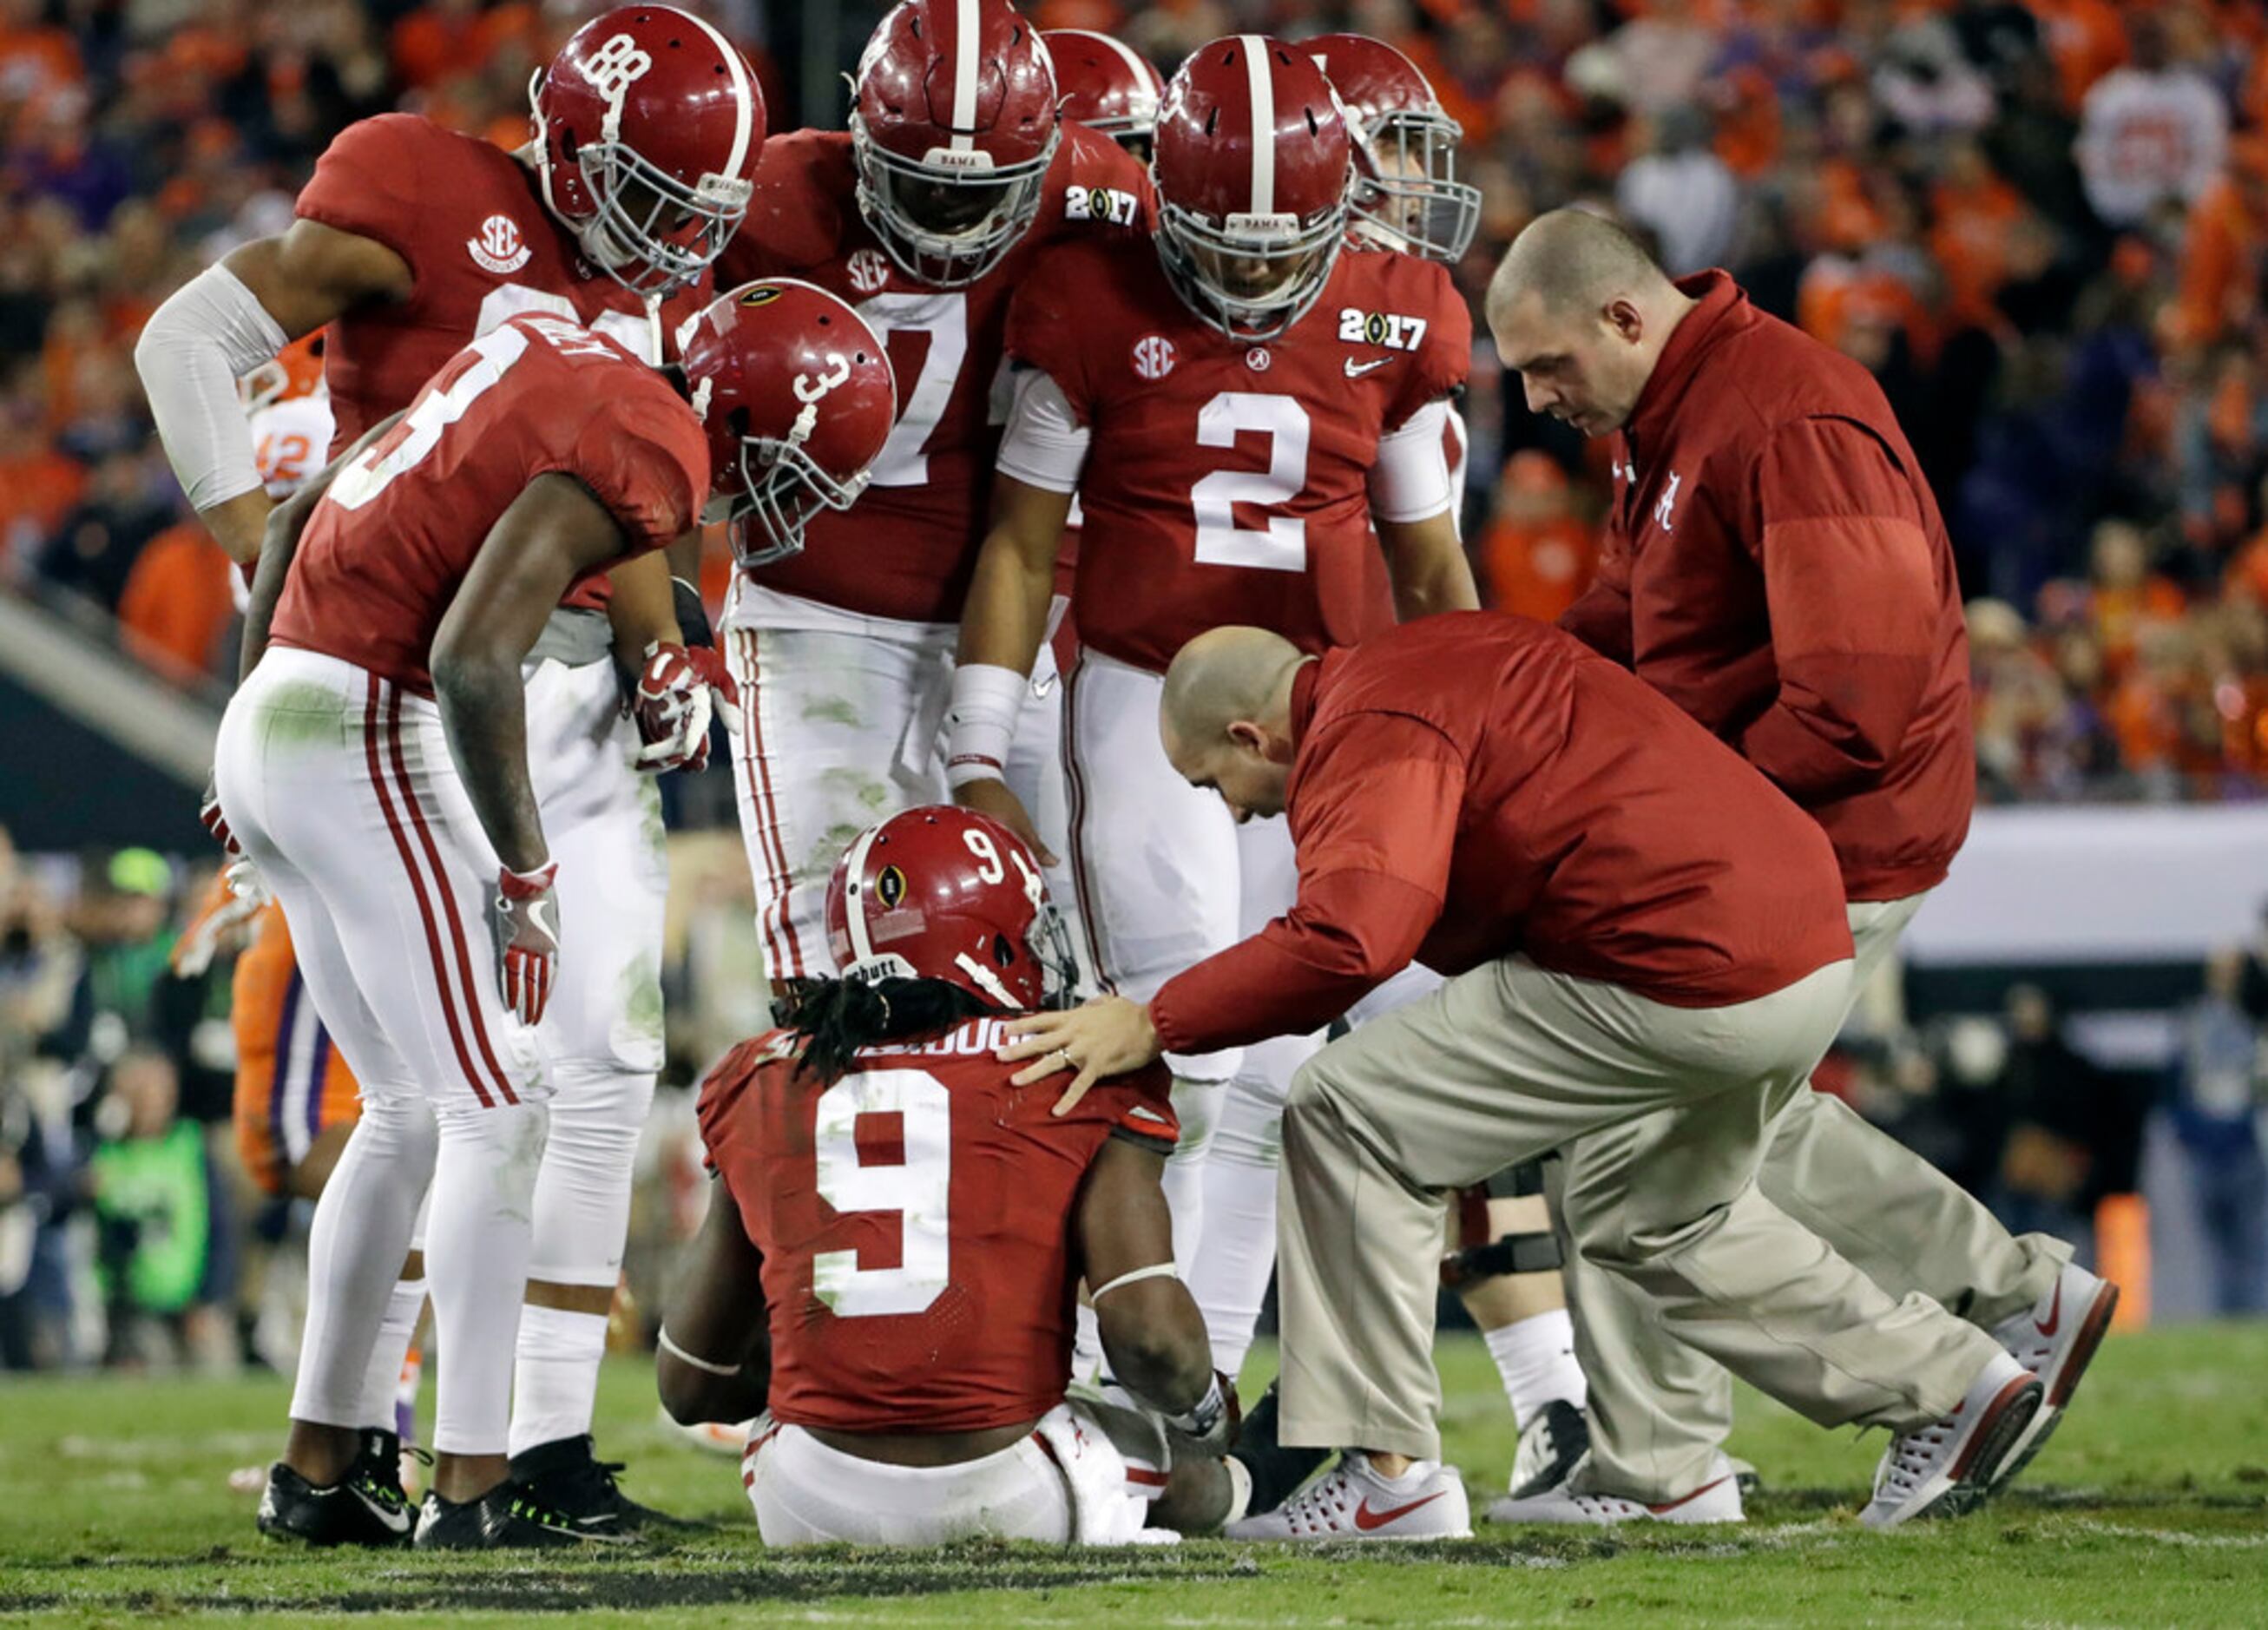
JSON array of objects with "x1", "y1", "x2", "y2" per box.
[{"x1": 1001, "y1": 615, "x2": 2043, "y2": 1536}]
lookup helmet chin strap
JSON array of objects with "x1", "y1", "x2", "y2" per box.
[{"x1": 954, "y1": 953, "x2": 1023, "y2": 1009}]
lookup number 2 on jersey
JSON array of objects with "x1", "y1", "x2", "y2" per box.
[
  {"x1": 1191, "y1": 392, "x2": 1311, "y2": 573},
  {"x1": 811, "y1": 1069, "x2": 952, "y2": 1318}
]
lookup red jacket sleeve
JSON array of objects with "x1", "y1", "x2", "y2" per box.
[
  {"x1": 1557, "y1": 520, "x2": 1634, "y2": 667},
  {"x1": 1149, "y1": 717, "x2": 1463, "y2": 1054},
  {"x1": 1735, "y1": 416, "x2": 1943, "y2": 800}
]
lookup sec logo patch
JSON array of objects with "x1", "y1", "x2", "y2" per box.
[
  {"x1": 1132, "y1": 334, "x2": 1177, "y2": 380},
  {"x1": 468, "y1": 214, "x2": 531, "y2": 275},
  {"x1": 847, "y1": 249, "x2": 892, "y2": 295}
]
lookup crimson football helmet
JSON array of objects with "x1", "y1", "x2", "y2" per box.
[
  {"x1": 1153, "y1": 35, "x2": 1352, "y2": 343},
  {"x1": 531, "y1": 4, "x2": 766, "y2": 296},
  {"x1": 850, "y1": 0, "x2": 1062, "y2": 287},
  {"x1": 675, "y1": 279, "x2": 898, "y2": 567},
  {"x1": 1307, "y1": 33, "x2": 1480, "y2": 264},
  {"x1": 1043, "y1": 29, "x2": 1165, "y2": 158},
  {"x1": 825, "y1": 806, "x2": 1077, "y2": 1012}
]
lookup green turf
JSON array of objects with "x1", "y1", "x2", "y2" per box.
[{"x1": 2, "y1": 1325, "x2": 2264, "y2": 1627}]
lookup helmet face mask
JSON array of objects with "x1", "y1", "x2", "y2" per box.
[
  {"x1": 851, "y1": 113, "x2": 1060, "y2": 287},
  {"x1": 1158, "y1": 199, "x2": 1347, "y2": 342},
  {"x1": 571, "y1": 135, "x2": 753, "y2": 295},
  {"x1": 1349, "y1": 108, "x2": 1479, "y2": 263},
  {"x1": 720, "y1": 432, "x2": 875, "y2": 567}
]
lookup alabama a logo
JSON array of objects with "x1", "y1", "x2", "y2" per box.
[
  {"x1": 846, "y1": 249, "x2": 892, "y2": 295},
  {"x1": 1654, "y1": 470, "x2": 1682, "y2": 532},
  {"x1": 1131, "y1": 334, "x2": 1177, "y2": 381},
  {"x1": 468, "y1": 214, "x2": 532, "y2": 275}
]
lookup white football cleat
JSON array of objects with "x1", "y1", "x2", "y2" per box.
[
  {"x1": 1859, "y1": 1350, "x2": 2041, "y2": 1530},
  {"x1": 1224, "y1": 1453, "x2": 1471, "y2": 1541},
  {"x1": 1486, "y1": 1451, "x2": 1744, "y2": 1526},
  {"x1": 1988, "y1": 1259, "x2": 2118, "y2": 1491}
]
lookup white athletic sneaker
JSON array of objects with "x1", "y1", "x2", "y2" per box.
[
  {"x1": 1486, "y1": 1452, "x2": 1744, "y2": 1526},
  {"x1": 1224, "y1": 1453, "x2": 1472, "y2": 1541},
  {"x1": 1988, "y1": 1260, "x2": 2118, "y2": 1491},
  {"x1": 1859, "y1": 1351, "x2": 2041, "y2": 1530}
]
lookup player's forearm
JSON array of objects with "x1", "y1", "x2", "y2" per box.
[
  {"x1": 956, "y1": 528, "x2": 1056, "y2": 675},
  {"x1": 656, "y1": 1349, "x2": 769, "y2": 1427},
  {"x1": 432, "y1": 656, "x2": 549, "y2": 873},
  {"x1": 1377, "y1": 514, "x2": 1480, "y2": 621},
  {"x1": 134, "y1": 264, "x2": 290, "y2": 555},
  {"x1": 605, "y1": 550, "x2": 682, "y2": 669}
]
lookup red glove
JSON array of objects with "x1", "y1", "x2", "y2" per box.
[
  {"x1": 491, "y1": 861, "x2": 559, "y2": 1026},
  {"x1": 633, "y1": 642, "x2": 741, "y2": 772}
]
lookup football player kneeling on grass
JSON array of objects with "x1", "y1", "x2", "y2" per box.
[{"x1": 657, "y1": 806, "x2": 1245, "y2": 1543}]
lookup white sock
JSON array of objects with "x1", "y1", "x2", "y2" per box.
[
  {"x1": 509, "y1": 1072, "x2": 649, "y2": 1458},
  {"x1": 1071, "y1": 1301, "x2": 1103, "y2": 1386},
  {"x1": 1485, "y1": 1307, "x2": 1587, "y2": 1427},
  {"x1": 1187, "y1": 1073, "x2": 1289, "y2": 1377},
  {"x1": 1160, "y1": 1075, "x2": 1227, "y2": 1275},
  {"x1": 356, "y1": 1272, "x2": 427, "y2": 1436},
  {"x1": 290, "y1": 1096, "x2": 437, "y2": 1429},
  {"x1": 509, "y1": 1304, "x2": 611, "y2": 1457},
  {"x1": 427, "y1": 1100, "x2": 549, "y2": 1457}
]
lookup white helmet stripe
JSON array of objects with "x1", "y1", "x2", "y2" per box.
[
  {"x1": 1075, "y1": 29, "x2": 1158, "y2": 120},
  {"x1": 1239, "y1": 33, "x2": 1274, "y2": 214},
  {"x1": 950, "y1": 0, "x2": 982, "y2": 153},
  {"x1": 838, "y1": 821, "x2": 887, "y2": 966},
  {"x1": 674, "y1": 4, "x2": 756, "y2": 178}
]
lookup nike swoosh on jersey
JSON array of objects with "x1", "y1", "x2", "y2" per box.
[
  {"x1": 1343, "y1": 357, "x2": 1397, "y2": 379},
  {"x1": 1352, "y1": 1489, "x2": 1447, "y2": 1530}
]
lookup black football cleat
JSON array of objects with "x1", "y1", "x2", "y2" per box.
[
  {"x1": 1226, "y1": 1382, "x2": 1332, "y2": 1518},
  {"x1": 256, "y1": 1430, "x2": 415, "y2": 1548},
  {"x1": 509, "y1": 1434, "x2": 693, "y2": 1537},
  {"x1": 1507, "y1": 1397, "x2": 1589, "y2": 1502},
  {"x1": 412, "y1": 1482, "x2": 609, "y2": 1550}
]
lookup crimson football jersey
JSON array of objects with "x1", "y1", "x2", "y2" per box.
[
  {"x1": 1005, "y1": 240, "x2": 1470, "y2": 674},
  {"x1": 295, "y1": 115, "x2": 710, "y2": 614},
  {"x1": 715, "y1": 126, "x2": 1150, "y2": 624},
  {"x1": 269, "y1": 313, "x2": 707, "y2": 696},
  {"x1": 696, "y1": 1015, "x2": 1179, "y2": 1434}
]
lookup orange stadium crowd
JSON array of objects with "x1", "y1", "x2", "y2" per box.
[{"x1": 6, "y1": 0, "x2": 2268, "y2": 801}]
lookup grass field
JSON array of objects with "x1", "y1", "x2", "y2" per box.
[{"x1": 2, "y1": 1325, "x2": 2265, "y2": 1628}]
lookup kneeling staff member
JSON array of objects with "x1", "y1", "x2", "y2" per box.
[{"x1": 1003, "y1": 615, "x2": 2043, "y2": 1535}]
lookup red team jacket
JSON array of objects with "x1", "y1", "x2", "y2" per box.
[
  {"x1": 716, "y1": 127, "x2": 1150, "y2": 624},
  {"x1": 293, "y1": 114, "x2": 713, "y2": 613},
  {"x1": 1004, "y1": 240, "x2": 1471, "y2": 674},
  {"x1": 1149, "y1": 614, "x2": 1856, "y2": 1054},
  {"x1": 696, "y1": 1017, "x2": 1179, "y2": 1434},
  {"x1": 268, "y1": 314, "x2": 707, "y2": 695},
  {"x1": 1558, "y1": 271, "x2": 1974, "y2": 903}
]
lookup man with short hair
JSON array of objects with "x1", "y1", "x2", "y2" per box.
[
  {"x1": 1004, "y1": 617, "x2": 2047, "y2": 1535},
  {"x1": 1481, "y1": 208, "x2": 2115, "y2": 1522}
]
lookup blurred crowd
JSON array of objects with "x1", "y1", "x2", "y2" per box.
[
  {"x1": 0, "y1": 821, "x2": 767, "y2": 1371},
  {"x1": 9, "y1": 0, "x2": 2268, "y2": 804}
]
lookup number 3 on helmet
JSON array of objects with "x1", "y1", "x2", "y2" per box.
[
  {"x1": 531, "y1": 3, "x2": 767, "y2": 295},
  {"x1": 825, "y1": 807, "x2": 1080, "y2": 1012},
  {"x1": 675, "y1": 279, "x2": 899, "y2": 568}
]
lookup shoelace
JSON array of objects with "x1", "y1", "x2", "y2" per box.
[{"x1": 354, "y1": 1445, "x2": 431, "y2": 1510}]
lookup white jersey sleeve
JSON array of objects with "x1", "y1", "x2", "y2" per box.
[
  {"x1": 1367, "y1": 398, "x2": 1454, "y2": 524},
  {"x1": 996, "y1": 369, "x2": 1091, "y2": 496}
]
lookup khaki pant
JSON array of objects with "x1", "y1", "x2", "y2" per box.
[
  {"x1": 1275, "y1": 950, "x2": 2006, "y2": 1461},
  {"x1": 1555, "y1": 894, "x2": 2070, "y2": 1498}
]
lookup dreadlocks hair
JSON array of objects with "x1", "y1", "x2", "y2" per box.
[{"x1": 775, "y1": 976, "x2": 997, "y2": 1083}]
